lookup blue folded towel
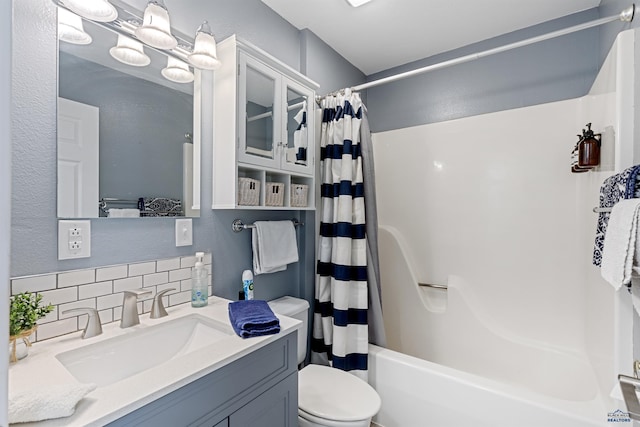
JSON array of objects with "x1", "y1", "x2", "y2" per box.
[
  {"x1": 593, "y1": 165, "x2": 640, "y2": 266},
  {"x1": 228, "y1": 300, "x2": 280, "y2": 338}
]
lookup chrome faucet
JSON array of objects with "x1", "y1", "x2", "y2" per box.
[
  {"x1": 150, "y1": 288, "x2": 176, "y2": 319},
  {"x1": 120, "y1": 289, "x2": 152, "y2": 328},
  {"x1": 62, "y1": 307, "x2": 103, "y2": 339}
]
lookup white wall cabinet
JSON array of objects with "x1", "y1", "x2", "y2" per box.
[{"x1": 213, "y1": 35, "x2": 319, "y2": 210}]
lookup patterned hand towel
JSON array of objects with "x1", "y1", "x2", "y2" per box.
[
  {"x1": 228, "y1": 300, "x2": 281, "y2": 338},
  {"x1": 139, "y1": 197, "x2": 183, "y2": 217},
  {"x1": 593, "y1": 165, "x2": 640, "y2": 266}
]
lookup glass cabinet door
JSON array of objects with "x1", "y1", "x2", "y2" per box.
[
  {"x1": 238, "y1": 53, "x2": 281, "y2": 168},
  {"x1": 282, "y1": 78, "x2": 313, "y2": 174}
]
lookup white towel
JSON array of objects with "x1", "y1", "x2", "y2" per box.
[
  {"x1": 601, "y1": 199, "x2": 640, "y2": 289},
  {"x1": 108, "y1": 208, "x2": 140, "y2": 218},
  {"x1": 9, "y1": 382, "x2": 96, "y2": 423},
  {"x1": 252, "y1": 220, "x2": 299, "y2": 275}
]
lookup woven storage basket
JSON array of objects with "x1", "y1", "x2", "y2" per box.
[
  {"x1": 238, "y1": 177, "x2": 260, "y2": 206},
  {"x1": 265, "y1": 182, "x2": 285, "y2": 207},
  {"x1": 290, "y1": 184, "x2": 309, "y2": 207}
]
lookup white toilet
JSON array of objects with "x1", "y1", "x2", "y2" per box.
[{"x1": 268, "y1": 296, "x2": 381, "y2": 427}]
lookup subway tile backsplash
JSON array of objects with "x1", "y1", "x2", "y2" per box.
[{"x1": 10, "y1": 254, "x2": 212, "y2": 343}]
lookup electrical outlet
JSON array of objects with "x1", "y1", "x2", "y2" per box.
[{"x1": 58, "y1": 220, "x2": 91, "y2": 260}]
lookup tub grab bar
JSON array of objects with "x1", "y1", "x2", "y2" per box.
[
  {"x1": 618, "y1": 374, "x2": 640, "y2": 420},
  {"x1": 418, "y1": 283, "x2": 448, "y2": 290}
]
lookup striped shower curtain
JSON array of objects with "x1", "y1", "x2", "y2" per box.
[{"x1": 311, "y1": 91, "x2": 371, "y2": 380}]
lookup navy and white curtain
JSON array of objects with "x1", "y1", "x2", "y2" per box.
[{"x1": 312, "y1": 91, "x2": 385, "y2": 380}]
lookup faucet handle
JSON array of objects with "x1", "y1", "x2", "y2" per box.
[
  {"x1": 62, "y1": 307, "x2": 103, "y2": 339},
  {"x1": 150, "y1": 288, "x2": 176, "y2": 319}
]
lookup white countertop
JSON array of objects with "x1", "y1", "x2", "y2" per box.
[{"x1": 8, "y1": 296, "x2": 300, "y2": 427}]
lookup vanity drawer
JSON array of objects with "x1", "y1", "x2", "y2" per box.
[{"x1": 107, "y1": 331, "x2": 297, "y2": 427}]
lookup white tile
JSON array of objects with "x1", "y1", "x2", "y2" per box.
[
  {"x1": 40, "y1": 287, "x2": 77, "y2": 306},
  {"x1": 98, "y1": 309, "x2": 113, "y2": 324},
  {"x1": 156, "y1": 257, "x2": 181, "y2": 272},
  {"x1": 143, "y1": 272, "x2": 168, "y2": 287},
  {"x1": 58, "y1": 269, "x2": 96, "y2": 288},
  {"x1": 96, "y1": 265, "x2": 128, "y2": 282},
  {"x1": 204, "y1": 252, "x2": 212, "y2": 265},
  {"x1": 142, "y1": 299, "x2": 153, "y2": 313},
  {"x1": 36, "y1": 318, "x2": 78, "y2": 341},
  {"x1": 180, "y1": 278, "x2": 192, "y2": 292},
  {"x1": 128, "y1": 262, "x2": 156, "y2": 277},
  {"x1": 113, "y1": 306, "x2": 122, "y2": 321},
  {"x1": 79, "y1": 281, "x2": 113, "y2": 299},
  {"x1": 169, "y1": 268, "x2": 191, "y2": 282},
  {"x1": 97, "y1": 292, "x2": 124, "y2": 310},
  {"x1": 114, "y1": 276, "x2": 143, "y2": 293},
  {"x1": 169, "y1": 290, "x2": 191, "y2": 306},
  {"x1": 59, "y1": 299, "x2": 97, "y2": 318},
  {"x1": 40, "y1": 309, "x2": 59, "y2": 324},
  {"x1": 11, "y1": 274, "x2": 57, "y2": 295},
  {"x1": 181, "y1": 255, "x2": 196, "y2": 269}
]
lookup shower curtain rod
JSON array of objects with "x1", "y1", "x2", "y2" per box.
[{"x1": 330, "y1": 4, "x2": 636, "y2": 95}]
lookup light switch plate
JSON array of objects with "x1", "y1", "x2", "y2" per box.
[
  {"x1": 58, "y1": 220, "x2": 91, "y2": 260},
  {"x1": 175, "y1": 218, "x2": 193, "y2": 247}
]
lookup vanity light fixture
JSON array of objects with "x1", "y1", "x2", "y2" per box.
[
  {"x1": 61, "y1": 0, "x2": 117, "y2": 22},
  {"x1": 345, "y1": 0, "x2": 373, "y2": 7},
  {"x1": 135, "y1": 0, "x2": 178, "y2": 50},
  {"x1": 57, "y1": 8, "x2": 92, "y2": 45},
  {"x1": 187, "y1": 21, "x2": 221, "y2": 71},
  {"x1": 109, "y1": 34, "x2": 151, "y2": 67},
  {"x1": 161, "y1": 57, "x2": 194, "y2": 83}
]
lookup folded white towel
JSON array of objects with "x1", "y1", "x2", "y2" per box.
[
  {"x1": 9, "y1": 382, "x2": 96, "y2": 423},
  {"x1": 252, "y1": 220, "x2": 299, "y2": 275},
  {"x1": 601, "y1": 199, "x2": 640, "y2": 289},
  {"x1": 108, "y1": 208, "x2": 140, "y2": 218}
]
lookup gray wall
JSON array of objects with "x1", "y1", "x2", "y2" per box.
[
  {"x1": 11, "y1": 1, "x2": 364, "y2": 309},
  {"x1": 599, "y1": 0, "x2": 640, "y2": 64},
  {"x1": 364, "y1": 9, "x2": 601, "y2": 133}
]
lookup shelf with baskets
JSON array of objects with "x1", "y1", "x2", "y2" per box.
[
  {"x1": 212, "y1": 35, "x2": 318, "y2": 210},
  {"x1": 236, "y1": 165, "x2": 313, "y2": 209}
]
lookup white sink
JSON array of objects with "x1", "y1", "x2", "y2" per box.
[{"x1": 55, "y1": 314, "x2": 233, "y2": 387}]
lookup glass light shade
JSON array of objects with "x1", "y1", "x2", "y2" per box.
[
  {"x1": 135, "y1": 1, "x2": 177, "y2": 50},
  {"x1": 161, "y1": 57, "x2": 194, "y2": 84},
  {"x1": 62, "y1": 0, "x2": 117, "y2": 22},
  {"x1": 187, "y1": 21, "x2": 221, "y2": 70},
  {"x1": 109, "y1": 35, "x2": 151, "y2": 67},
  {"x1": 58, "y1": 8, "x2": 92, "y2": 45}
]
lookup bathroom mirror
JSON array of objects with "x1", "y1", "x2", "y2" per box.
[{"x1": 56, "y1": 12, "x2": 201, "y2": 219}]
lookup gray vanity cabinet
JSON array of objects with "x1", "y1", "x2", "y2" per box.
[{"x1": 107, "y1": 331, "x2": 298, "y2": 427}]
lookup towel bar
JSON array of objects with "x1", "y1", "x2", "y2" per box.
[
  {"x1": 232, "y1": 218, "x2": 304, "y2": 233},
  {"x1": 418, "y1": 283, "x2": 448, "y2": 290},
  {"x1": 593, "y1": 207, "x2": 613, "y2": 213},
  {"x1": 618, "y1": 374, "x2": 640, "y2": 420}
]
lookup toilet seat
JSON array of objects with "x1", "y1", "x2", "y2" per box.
[{"x1": 298, "y1": 365, "x2": 381, "y2": 423}]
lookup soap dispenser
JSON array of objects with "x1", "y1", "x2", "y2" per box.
[
  {"x1": 578, "y1": 123, "x2": 601, "y2": 169},
  {"x1": 191, "y1": 252, "x2": 208, "y2": 307}
]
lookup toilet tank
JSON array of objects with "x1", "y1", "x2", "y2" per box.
[{"x1": 268, "y1": 296, "x2": 309, "y2": 365}]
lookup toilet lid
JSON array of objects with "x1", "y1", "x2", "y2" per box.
[{"x1": 298, "y1": 365, "x2": 381, "y2": 422}]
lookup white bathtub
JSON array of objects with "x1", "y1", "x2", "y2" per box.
[
  {"x1": 371, "y1": 226, "x2": 617, "y2": 427},
  {"x1": 368, "y1": 344, "x2": 613, "y2": 427}
]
